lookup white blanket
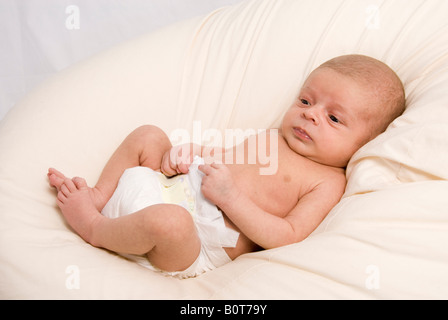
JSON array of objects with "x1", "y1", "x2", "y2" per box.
[{"x1": 1, "y1": 0, "x2": 448, "y2": 299}]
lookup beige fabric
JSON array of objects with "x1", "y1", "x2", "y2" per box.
[{"x1": 1, "y1": 0, "x2": 448, "y2": 299}]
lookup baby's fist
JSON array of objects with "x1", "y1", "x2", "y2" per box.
[{"x1": 198, "y1": 163, "x2": 238, "y2": 207}]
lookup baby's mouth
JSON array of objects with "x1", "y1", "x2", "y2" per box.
[{"x1": 293, "y1": 127, "x2": 312, "y2": 141}]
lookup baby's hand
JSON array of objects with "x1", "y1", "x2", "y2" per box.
[
  {"x1": 198, "y1": 163, "x2": 239, "y2": 207},
  {"x1": 161, "y1": 143, "x2": 201, "y2": 177}
]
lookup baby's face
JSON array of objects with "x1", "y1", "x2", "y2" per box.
[{"x1": 281, "y1": 67, "x2": 375, "y2": 167}]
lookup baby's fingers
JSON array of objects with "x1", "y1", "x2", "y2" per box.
[
  {"x1": 198, "y1": 163, "x2": 221, "y2": 176},
  {"x1": 161, "y1": 153, "x2": 178, "y2": 177},
  {"x1": 198, "y1": 164, "x2": 210, "y2": 175},
  {"x1": 177, "y1": 161, "x2": 191, "y2": 174}
]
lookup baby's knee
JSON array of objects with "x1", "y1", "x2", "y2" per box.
[
  {"x1": 148, "y1": 204, "x2": 195, "y2": 241},
  {"x1": 130, "y1": 125, "x2": 172, "y2": 161},
  {"x1": 132, "y1": 125, "x2": 168, "y2": 143}
]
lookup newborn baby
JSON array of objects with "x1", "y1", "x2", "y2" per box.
[{"x1": 48, "y1": 54, "x2": 405, "y2": 278}]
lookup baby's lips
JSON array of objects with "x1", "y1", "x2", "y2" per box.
[{"x1": 293, "y1": 127, "x2": 312, "y2": 141}]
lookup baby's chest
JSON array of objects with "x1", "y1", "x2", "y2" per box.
[{"x1": 229, "y1": 163, "x2": 309, "y2": 217}]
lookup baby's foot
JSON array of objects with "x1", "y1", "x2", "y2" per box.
[
  {"x1": 56, "y1": 177, "x2": 103, "y2": 243},
  {"x1": 48, "y1": 168, "x2": 107, "y2": 211},
  {"x1": 47, "y1": 168, "x2": 66, "y2": 191}
]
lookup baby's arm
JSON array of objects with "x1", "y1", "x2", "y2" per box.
[{"x1": 200, "y1": 164, "x2": 346, "y2": 249}]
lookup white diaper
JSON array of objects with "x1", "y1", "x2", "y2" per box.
[{"x1": 101, "y1": 156, "x2": 239, "y2": 279}]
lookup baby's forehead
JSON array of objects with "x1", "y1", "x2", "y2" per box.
[
  {"x1": 303, "y1": 69, "x2": 381, "y2": 107},
  {"x1": 309, "y1": 64, "x2": 391, "y2": 87}
]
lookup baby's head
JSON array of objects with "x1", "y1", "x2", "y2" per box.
[{"x1": 281, "y1": 54, "x2": 406, "y2": 167}]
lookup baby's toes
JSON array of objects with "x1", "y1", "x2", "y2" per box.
[
  {"x1": 48, "y1": 173, "x2": 64, "y2": 190},
  {"x1": 72, "y1": 177, "x2": 88, "y2": 190},
  {"x1": 63, "y1": 178, "x2": 78, "y2": 192}
]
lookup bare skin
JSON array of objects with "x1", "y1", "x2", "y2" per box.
[
  {"x1": 48, "y1": 63, "x2": 401, "y2": 273},
  {"x1": 48, "y1": 124, "x2": 345, "y2": 271},
  {"x1": 48, "y1": 126, "x2": 202, "y2": 272},
  {"x1": 48, "y1": 124, "x2": 346, "y2": 272}
]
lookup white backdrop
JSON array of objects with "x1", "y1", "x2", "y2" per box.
[{"x1": 0, "y1": 0, "x2": 244, "y2": 122}]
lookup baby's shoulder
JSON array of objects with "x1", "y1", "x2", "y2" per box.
[
  {"x1": 297, "y1": 159, "x2": 346, "y2": 188},
  {"x1": 314, "y1": 165, "x2": 346, "y2": 196},
  {"x1": 286, "y1": 155, "x2": 346, "y2": 195}
]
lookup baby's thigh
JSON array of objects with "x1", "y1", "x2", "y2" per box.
[
  {"x1": 131, "y1": 125, "x2": 172, "y2": 169},
  {"x1": 145, "y1": 204, "x2": 201, "y2": 272}
]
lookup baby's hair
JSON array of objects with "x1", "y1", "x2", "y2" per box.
[{"x1": 317, "y1": 54, "x2": 406, "y2": 139}]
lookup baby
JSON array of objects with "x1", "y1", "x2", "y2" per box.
[{"x1": 48, "y1": 54, "x2": 405, "y2": 278}]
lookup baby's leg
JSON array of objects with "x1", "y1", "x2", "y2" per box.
[
  {"x1": 93, "y1": 204, "x2": 201, "y2": 272},
  {"x1": 57, "y1": 176, "x2": 200, "y2": 272},
  {"x1": 48, "y1": 125, "x2": 172, "y2": 211},
  {"x1": 94, "y1": 125, "x2": 172, "y2": 209},
  {"x1": 50, "y1": 125, "x2": 201, "y2": 271}
]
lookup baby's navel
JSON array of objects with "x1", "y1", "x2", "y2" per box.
[{"x1": 283, "y1": 175, "x2": 291, "y2": 183}]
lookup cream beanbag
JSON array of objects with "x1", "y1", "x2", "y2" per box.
[{"x1": 1, "y1": 0, "x2": 448, "y2": 299}]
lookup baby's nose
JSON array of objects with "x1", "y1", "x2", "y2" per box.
[{"x1": 303, "y1": 107, "x2": 320, "y2": 125}]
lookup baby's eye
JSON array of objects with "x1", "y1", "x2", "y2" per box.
[
  {"x1": 300, "y1": 99, "x2": 310, "y2": 106},
  {"x1": 329, "y1": 115, "x2": 339, "y2": 123}
]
